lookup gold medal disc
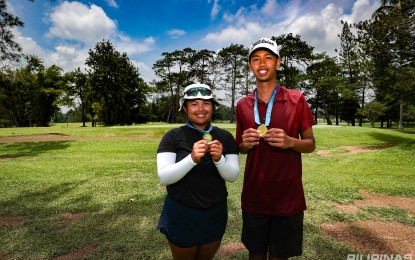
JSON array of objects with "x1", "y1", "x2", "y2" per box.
[
  {"x1": 258, "y1": 124, "x2": 267, "y2": 135},
  {"x1": 202, "y1": 133, "x2": 213, "y2": 142}
]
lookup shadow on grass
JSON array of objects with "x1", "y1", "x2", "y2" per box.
[
  {"x1": 0, "y1": 141, "x2": 73, "y2": 159},
  {"x1": 0, "y1": 181, "x2": 96, "y2": 216},
  {"x1": 369, "y1": 132, "x2": 415, "y2": 151},
  {"x1": 0, "y1": 179, "x2": 170, "y2": 259},
  {"x1": 303, "y1": 222, "x2": 355, "y2": 259},
  {"x1": 75, "y1": 195, "x2": 168, "y2": 259}
]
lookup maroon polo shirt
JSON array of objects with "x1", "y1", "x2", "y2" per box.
[{"x1": 236, "y1": 85, "x2": 315, "y2": 216}]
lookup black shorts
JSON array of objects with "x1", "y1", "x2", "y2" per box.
[{"x1": 241, "y1": 211, "x2": 304, "y2": 258}]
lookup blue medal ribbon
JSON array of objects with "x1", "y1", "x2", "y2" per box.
[
  {"x1": 186, "y1": 121, "x2": 213, "y2": 134},
  {"x1": 254, "y1": 85, "x2": 279, "y2": 126}
]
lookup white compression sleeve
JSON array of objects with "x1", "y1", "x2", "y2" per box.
[
  {"x1": 157, "y1": 153, "x2": 196, "y2": 185},
  {"x1": 157, "y1": 152, "x2": 240, "y2": 185},
  {"x1": 214, "y1": 154, "x2": 240, "y2": 182}
]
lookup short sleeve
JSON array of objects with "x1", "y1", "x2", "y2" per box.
[{"x1": 157, "y1": 129, "x2": 177, "y2": 153}]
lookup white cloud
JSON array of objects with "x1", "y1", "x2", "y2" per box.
[
  {"x1": 132, "y1": 60, "x2": 157, "y2": 83},
  {"x1": 286, "y1": 0, "x2": 379, "y2": 56},
  {"x1": 260, "y1": 0, "x2": 279, "y2": 17},
  {"x1": 11, "y1": 0, "x2": 382, "y2": 84},
  {"x1": 340, "y1": 0, "x2": 379, "y2": 24},
  {"x1": 223, "y1": 6, "x2": 248, "y2": 25},
  {"x1": 144, "y1": 37, "x2": 155, "y2": 45},
  {"x1": 46, "y1": 1, "x2": 117, "y2": 46},
  {"x1": 49, "y1": 44, "x2": 89, "y2": 71},
  {"x1": 203, "y1": 0, "x2": 380, "y2": 57},
  {"x1": 211, "y1": 0, "x2": 221, "y2": 20},
  {"x1": 285, "y1": 3, "x2": 344, "y2": 56},
  {"x1": 105, "y1": 0, "x2": 119, "y2": 8},
  {"x1": 115, "y1": 36, "x2": 155, "y2": 56},
  {"x1": 203, "y1": 22, "x2": 264, "y2": 45},
  {"x1": 14, "y1": 27, "x2": 88, "y2": 72},
  {"x1": 14, "y1": 31, "x2": 47, "y2": 60},
  {"x1": 15, "y1": 0, "x2": 156, "y2": 80},
  {"x1": 166, "y1": 29, "x2": 187, "y2": 39}
]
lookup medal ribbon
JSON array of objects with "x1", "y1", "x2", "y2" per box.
[
  {"x1": 186, "y1": 121, "x2": 213, "y2": 134},
  {"x1": 254, "y1": 85, "x2": 278, "y2": 126}
]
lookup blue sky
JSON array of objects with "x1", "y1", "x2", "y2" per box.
[{"x1": 7, "y1": 0, "x2": 381, "y2": 83}]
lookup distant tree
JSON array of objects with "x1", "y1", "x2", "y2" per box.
[
  {"x1": 153, "y1": 53, "x2": 177, "y2": 123},
  {"x1": 272, "y1": 33, "x2": 314, "y2": 91},
  {"x1": 0, "y1": 66, "x2": 18, "y2": 126},
  {"x1": 218, "y1": 43, "x2": 248, "y2": 123},
  {"x1": 356, "y1": 0, "x2": 415, "y2": 129},
  {"x1": 206, "y1": 52, "x2": 225, "y2": 91},
  {"x1": 36, "y1": 63, "x2": 67, "y2": 126},
  {"x1": 0, "y1": 55, "x2": 66, "y2": 127},
  {"x1": 188, "y1": 49, "x2": 215, "y2": 85},
  {"x1": 152, "y1": 49, "x2": 193, "y2": 123},
  {"x1": 338, "y1": 21, "x2": 361, "y2": 126},
  {"x1": 0, "y1": 0, "x2": 26, "y2": 61},
  {"x1": 67, "y1": 68, "x2": 89, "y2": 127},
  {"x1": 85, "y1": 40, "x2": 148, "y2": 126},
  {"x1": 306, "y1": 54, "x2": 342, "y2": 125},
  {"x1": 214, "y1": 104, "x2": 233, "y2": 122},
  {"x1": 358, "y1": 101, "x2": 387, "y2": 127}
]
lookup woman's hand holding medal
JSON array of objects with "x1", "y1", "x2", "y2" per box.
[
  {"x1": 191, "y1": 139, "x2": 223, "y2": 163},
  {"x1": 208, "y1": 140, "x2": 223, "y2": 162},
  {"x1": 191, "y1": 140, "x2": 209, "y2": 164}
]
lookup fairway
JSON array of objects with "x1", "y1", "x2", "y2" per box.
[{"x1": 0, "y1": 123, "x2": 414, "y2": 259}]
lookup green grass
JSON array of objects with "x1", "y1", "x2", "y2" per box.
[{"x1": 0, "y1": 123, "x2": 414, "y2": 259}]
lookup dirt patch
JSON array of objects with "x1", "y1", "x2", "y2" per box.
[
  {"x1": 0, "y1": 155, "x2": 14, "y2": 160},
  {"x1": 322, "y1": 190, "x2": 415, "y2": 256},
  {"x1": 331, "y1": 190, "x2": 415, "y2": 215},
  {"x1": 317, "y1": 144, "x2": 395, "y2": 157},
  {"x1": 58, "y1": 212, "x2": 86, "y2": 224},
  {"x1": 322, "y1": 221, "x2": 415, "y2": 255},
  {"x1": 217, "y1": 242, "x2": 246, "y2": 257},
  {"x1": 0, "y1": 215, "x2": 25, "y2": 226},
  {"x1": 53, "y1": 244, "x2": 96, "y2": 260}
]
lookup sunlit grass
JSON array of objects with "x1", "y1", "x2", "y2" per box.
[{"x1": 0, "y1": 123, "x2": 414, "y2": 259}]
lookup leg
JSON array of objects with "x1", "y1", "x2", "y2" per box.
[
  {"x1": 242, "y1": 212, "x2": 272, "y2": 260},
  {"x1": 248, "y1": 253, "x2": 287, "y2": 260},
  {"x1": 268, "y1": 212, "x2": 304, "y2": 260},
  {"x1": 169, "y1": 239, "x2": 222, "y2": 260},
  {"x1": 248, "y1": 252, "x2": 267, "y2": 260},
  {"x1": 194, "y1": 239, "x2": 222, "y2": 260},
  {"x1": 168, "y1": 241, "x2": 198, "y2": 260},
  {"x1": 269, "y1": 255, "x2": 287, "y2": 260}
]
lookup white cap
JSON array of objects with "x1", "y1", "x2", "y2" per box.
[
  {"x1": 179, "y1": 83, "x2": 220, "y2": 111},
  {"x1": 248, "y1": 38, "x2": 279, "y2": 60}
]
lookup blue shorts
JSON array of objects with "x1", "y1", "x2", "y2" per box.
[
  {"x1": 157, "y1": 195, "x2": 227, "y2": 248},
  {"x1": 241, "y1": 211, "x2": 304, "y2": 258}
]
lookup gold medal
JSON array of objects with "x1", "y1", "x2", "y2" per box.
[
  {"x1": 202, "y1": 133, "x2": 213, "y2": 142},
  {"x1": 258, "y1": 124, "x2": 267, "y2": 135}
]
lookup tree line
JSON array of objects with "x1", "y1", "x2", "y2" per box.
[{"x1": 0, "y1": 0, "x2": 414, "y2": 128}]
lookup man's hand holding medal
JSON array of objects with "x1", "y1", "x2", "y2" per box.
[
  {"x1": 262, "y1": 128, "x2": 293, "y2": 149},
  {"x1": 241, "y1": 127, "x2": 293, "y2": 150}
]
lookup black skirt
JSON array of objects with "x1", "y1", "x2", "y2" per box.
[{"x1": 157, "y1": 195, "x2": 228, "y2": 248}]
